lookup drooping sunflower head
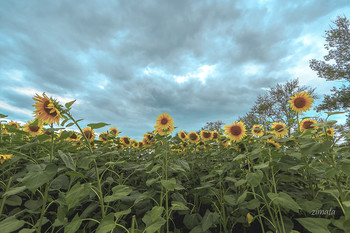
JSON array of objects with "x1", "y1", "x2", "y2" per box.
[
  {"x1": 300, "y1": 119, "x2": 318, "y2": 131},
  {"x1": 82, "y1": 127, "x2": 95, "y2": 142},
  {"x1": 251, "y1": 125, "x2": 264, "y2": 137},
  {"x1": 120, "y1": 136, "x2": 131, "y2": 146},
  {"x1": 200, "y1": 130, "x2": 213, "y2": 141},
  {"x1": 224, "y1": 121, "x2": 247, "y2": 142},
  {"x1": 8, "y1": 120, "x2": 20, "y2": 129},
  {"x1": 109, "y1": 127, "x2": 119, "y2": 137},
  {"x1": 99, "y1": 132, "x2": 109, "y2": 143},
  {"x1": 289, "y1": 92, "x2": 313, "y2": 113},
  {"x1": 142, "y1": 137, "x2": 151, "y2": 146},
  {"x1": 33, "y1": 92, "x2": 62, "y2": 125},
  {"x1": 178, "y1": 130, "x2": 187, "y2": 140},
  {"x1": 144, "y1": 133, "x2": 154, "y2": 142},
  {"x1": 271, "y1": 122, "x2": 288, "y2": 138},
  {"x1": 155, "y1": 113, "x2": 174, "y2": 130},
  {"x1": 23, "y1": 120, "x2": 43, "y2": 137},
  {"x1": 188, "y1": 131, "x2": 200, "y2": 143}
]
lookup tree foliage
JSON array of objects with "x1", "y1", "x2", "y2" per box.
[
  {"x1": 238, "y1": 78, "x2": 318, "y2": 134},
  {"x1": 309, "y1": 16, "x2": 350, "y2": 127},
  {"x1": 201, "y1": 120, "x2": 224, "y2": 132}
]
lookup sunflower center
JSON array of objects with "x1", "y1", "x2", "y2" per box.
[
  {"x1": 180, "y1": 133, "x2": 186, "y2": 138},
  {"x1": 70, "y1": 133, "x2": 77, "y2": 139},
  {"x1": 44, "y1": 131, "x2": 51, "y2": 135},
  {"x1": 294, "y1": 97, "x2": 306, "y2": 108},
  {"x1": 203, "y1": 132, "x2": 211, "y2": 138},
  {"x1": 124, "y1": 138, "x2": 130, "y2": 144},
  {"x1": 84, "y1": 131, "x2": 92, "y2": 139},
  {"x1": 189, "y1": 134, "x2": 198, "y2": 140},
  {"x1": 253, "y1": 127, "x2": 262, "y2": 133},
  {"x1": 230, "y1": 126, "x2": 242, "y2": 136},
  {"x1": 44, "y1": 100, "x2": 58, "y2": 117},
  {"x1": 303, "y1": 121, "x2": 314, "y2": 129},
  {"x1": 161, "y1": 118, "x2": 168, "y2": 125},
  {"x1": 212, "y1": 132, "x2": 218, "y2": 139},
  {"x1": 274, "y1": 125, "x2": 283, "y2": 131},
  {"x1": 327, "y1": 129, "x2": 332, "y2": 135},
  {"x1": 29, "y1": 126, "x2": 40, "y2": 132}
]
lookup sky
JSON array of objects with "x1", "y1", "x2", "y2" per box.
[{"x1": 0, "y1": 0, "x2": 349, "y2": 140}]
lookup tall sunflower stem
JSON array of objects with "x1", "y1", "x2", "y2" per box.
[
  {"x1": 94, "y1": 159, "x2": 105, "y2": 219},
  {"x1": 0, "y1": 177, "x2": 12, "y2": 217},
  {"x1": 49, "y1": 124, "x2": 54, "y2": 163},
  {"x1": 37, "y1": 182, "x2": 50, "y2": 233}
]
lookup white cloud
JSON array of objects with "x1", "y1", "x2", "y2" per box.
[{"x1": 0, "y1": 100, "x2": 32, "y2": 117}]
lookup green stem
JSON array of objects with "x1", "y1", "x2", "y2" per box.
[
  {"x1": 50, "y1": 124, "x2": 54, "y2": 163},
  {"x1": 66, "y1": 112, "x2": 93, "y2": 153},
  {"x1": 131, "y1": 215, "x2": 136, "y2": 233},
  {"x1": 94, "y1": 160, "x2": 105, "y2": 219},
  {"x1": 37, "y1": 182, "x2": 50, "y2": 233},
  {"x1": 165, "y1": 139, "x2": 169, "y2": 233},
  {"x1": 0, "y1": 177, "x2": 12, "y2": 216}
]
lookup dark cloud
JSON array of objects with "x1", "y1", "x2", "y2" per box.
[{"x1": 0, "y1": 0, "x2": 348, "y2": 139}]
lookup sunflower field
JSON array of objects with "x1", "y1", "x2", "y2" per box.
[{"x1": 0, "y1": 92, "x2": 350, "y2": 233}]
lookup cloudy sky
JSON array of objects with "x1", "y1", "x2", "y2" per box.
[{"x1": 0, "y1": 0, "x2": 349, "y2": 140}]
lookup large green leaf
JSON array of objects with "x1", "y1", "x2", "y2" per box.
[
  {"x1": 96, "y1": 213, "x2": 115, "y2": 233},
  {"x1": 267, "y1": 192, "x2": 301, "y2": 213},
  {"x1": 19, "y1": 164, "x2": 57, "y2": 192},
  {"x1": 87, "y1": 122, "x2": 110, "y2": 130},
  {"x1": 104, "y1": 185, "x2": 132, "y2": 203},
  {"x1": 65, "y1": 182, "x2": 91, "y2": 210},
  {"x1": 58, "y1": 150, "x2": 76, "y2": 171},
  {"x1": 2, "y1": 186, "x2": 27, "y2": 197},
  {"x1": 142, "y1": 206, "x2": 166, "y2": 233},
  {"x1": 0, "y1": 216, "x2": 25, "y2": 233},
  {"x1": 161, "y1": 178, "x2": 184, "y2": 191},
  {"x1": 296, "y1": 218, "x2": 331, "y2": 233},
  {"x1": 246, "y1": 170, "x2": 263, "y2": 187},
  {"x1": 64, "y1": 214, "x2": 82, "y2": 233}
]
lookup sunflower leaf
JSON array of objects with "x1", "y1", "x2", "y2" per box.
[
  {"x1": 65, "y1": 100, "x2": 76, "y2": 109},
  {"x1": 0, "y1": 114, "x2": 8, "y2": 118},
  {"x1": 87, "y1": 122, "x2": 110, "y2": 130}
]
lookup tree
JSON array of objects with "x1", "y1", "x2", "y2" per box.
[
  {"x1": 309, "y1": 16, "x2": 350, "y2": 127},
  {"x1": 238, "y1": 78, "x2": 318, "y2": 135},
  {"x1": 201, "y1": 120, "x2": 224, "y2": 132}
]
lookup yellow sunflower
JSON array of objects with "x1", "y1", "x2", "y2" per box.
[
  {"x1": 154, "y1": 124, "x2": 174, "y2": 135},
  {"x1": 1, "y1": 124, "x2": 8, "y2": 134},
  {"x1": 0, "y1": 154, "x2": 13, "y2": 164},
  {"x1": 115, "y1": 144, "x2": 124, "y2": 150},
  {"x1": 33, "y1": 93, "x2": 62, "y2": 125},
  {"x1": 144, "y1": 133, "x2": 154, "y2": 142},
  {"x1": 289, "y1": 92, "x2": 313, "y2": 113},
  {"x1": 99, "y1": 132, "x2": 108, "y2": 143},
  {"x1": 188, "y1": 131, "x2": 200, "y2": 143},
  {"x1": 23, "y1": 120, "x2": 43, "y2": 137},
  {"x1": 212, "y1": 131, "x2": 219, "y2": 141},
  {"x1": 109, "y1": 127, "x2": 119, "y2": 137},
  {"x1": 200, "y1": 130, "x2": 213, "y2": 141},
  {"x1": 8, "y1": 120, "x2": 20, "y2": 129},
  {"x1": 120, "y1": 136, "x2": 131, "y2": 147},
  {"x1": 68, "y1": 131, "x2": 79, "y2": 141},
  {"x1": 142, "y1": 137, "x2": 151, "y2": 147},
  {"x1": 266, "y1": 139, "x2": 281, "y2": 149},
  {"x1": 178, "y1": 130, "x2": 187, "y2": 140},
  {"x1": 300, "y1": 119, "x2": 318, "y2": 131},
  {"x1": 251, "y1": 125, "x2": 264, "y2": 137},
  {"x1": 224, "y1": 121, "x2": 247, "y2": 142},
  {"x1": 155, "y1": 113, "x2": 174, "y2": 130},
  {"x1": 82, "y1": 127, "x2": 95, "y2": 142},
  {"x1": 271, "y1": 122, "x2": 288, "y2": 138},
  {"x1": 326, "y1": 128, "x2": 335, "y2": 136}
]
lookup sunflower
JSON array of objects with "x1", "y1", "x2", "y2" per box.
[
  {"x1": 326, "y1": 128, "x2": 335, "y2": 136},
  {"x1": 271, "y1": 122, "x2": 288, "y2": 138},
  {"x1": 99, "y1": 132, "x2": 108, "y2": 143},
  {"x1": 68, "y1": 132, "x2": 79, "y2": 141},
  {"x1": 142, "y1": 137, "x2": 151, "y2": 146},
  {"x1": 33, "y1": 93, "x2": 62, "y2": 125},
  {"x1": 115, "y1": 144, "x2": 124, "y2": 150},
  {"x1": 0, "y1": 154, "x2": 13, "y2": 164},
  {"x1": 120, "y1": 136, "x2": 131, "y2": 147},
  {"x1": 109, "y1": 127, "x2": 119, "y2": 137},
  {"x1": 289, "y1": 92, "x2": 313, "y2": 113},
  {"x1": 200, "y1": 130, "x2": 213, "y2": 141},
  {"x1": 178, "y1": 131, "x2": 187, "y2": 140},
  {"x1": 138, "y1": 141, "x2": 144, "y2": 148},
  {"x1": 300, "y1": 119, "x2": 318, "y2": 131},
  {"x1": 1, "y1": 124, "x2": 8, "y2": 134},
  {"x1": 188, "y1": 131, "x2": 200, "y2": 143},
  {"x1": 154, "y1": 124, "x2": 174, "y2": 135},
  {"x1": 82, "y1": 127, "x2": 95, "y2": 142},
  {"x1": 224, "y1": 121, "x2": 246, "y2": 142},
  {"x1": 212, "y1": 131, "x2": 219, "y2": 141},
  {"x1": 23, "y1": 120, "x2": 43, "y2": 137},
  {"x1": 251, "y1": 125, "x2": 264, "y2": 137},
  {"x1": 155, "y1": 113, "x2": 174, "y2": 130},
  {"x1": 266, "y1": 139, "x2": 281, "y2": 149},
  {"x1": 144, "y1": 133, "x2": 154, "y2": 142},
  {"x1": 8, "y1": 120, "x2": 20, "y2": 129}
]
